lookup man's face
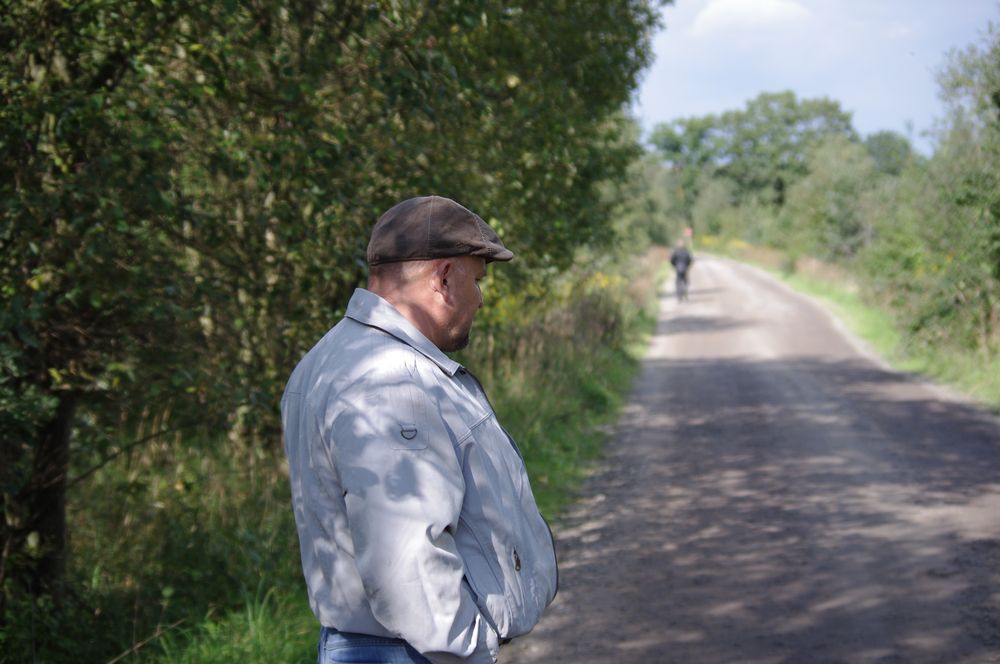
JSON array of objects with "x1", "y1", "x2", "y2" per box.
[{"x1": 440, "y1": 255, "x2": 486, "y2": 352}]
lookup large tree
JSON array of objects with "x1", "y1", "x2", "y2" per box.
[
  {"x1": 651, "y1": 91, "x2": 857, "y2": 210},
  {"x1": 1, "y1": 0, "x2": 212, "y2": 609},
  {"x1": 935, "y1": 20, "x2": 1000, "y2": 317},
  {"x1": 782, "y1": 135, "x2": 878, "y2": 260}
]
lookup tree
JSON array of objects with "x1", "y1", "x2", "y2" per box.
[
  {"x1": 605, "y1": 119, "x2": 683, "y2": 248},
  {"x1": 717, "y1": 92, "x2": 857, "y2": 205},
  {"x1": 864, "y1": 130, "x2": 915, "y2": 176},
  {"x1": 651, "y1": 91, "x2": 857, "y2": 209},
  {"x1": 1, "y1": 0, "x2": 215, "y2": 611},
  {"x1": 690, "y1": 174, "x2": 737, "y2": 237},
  {"x1": 782, "y1": 135, "x2": 878, "y2": 260},
  {"x1": 648, "y1": 114, "x2": 719, "y2": 215},
  {"x1": 935, "y1": 20, "x2": 1000, "y2": 303},
  {"x1": 923, "y1": 20, "x2": 1000, "y2": 353},
  {"x1": 858, "y1": 19, "x2": 999, "y2": 356}
]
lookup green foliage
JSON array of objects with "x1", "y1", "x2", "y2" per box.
[
  {"x1": 651, "y1": 91, "x2": 856, "y2": 210},
  {"x1": 690, "y1": 174, "x2": 737, "y2": 237},
  {"x1": 2, "y1": 437, "x2": 305, "y2": 661},
  {"x1": 864, "y1": 130, "x2": 916, "y2": 176},
  {"x1": 605, "y1": 140, "x2": 682, "y2": 248},
  {"x1": 1, "y1": 0, "x2": 669, "y2": 656},
  {"x1": 647, "y1": 114, "x2": 719, "y2": 214},
  {"x1": 782, "y1": 135, "x2": 878, "y2": 261},
  {"x1": 155, "y1": 587, "x2": 316, "y2": 664},
  {"x1": 857, "y1": 21, "x2": 1000, "y2": 355}
]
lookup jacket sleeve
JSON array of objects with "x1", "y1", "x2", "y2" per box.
[{"x1": 328, "y1": 364, "x2": 498, "y2": 663}]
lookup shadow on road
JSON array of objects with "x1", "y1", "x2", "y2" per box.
[
  {"x1": 511, "y1": 355, "x2": 1000, "y2": 664},
  {"x1": 659, "y1": 315, "x2": 749, "y2": 336},
  {"x1": 663, "y1": 286, "x2": 724, "y2": 302}
]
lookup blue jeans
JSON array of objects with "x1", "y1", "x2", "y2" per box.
[{"x1": 317, "y1": 626, "x2": 432, "y2": 664}]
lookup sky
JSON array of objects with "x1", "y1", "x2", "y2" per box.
[{"x1": 633, "y1": 0, "x2": 999, "y2": 154}]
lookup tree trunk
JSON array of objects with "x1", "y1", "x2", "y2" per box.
[{"x1": 26, "y1": 393, "x2": 75, "y2": 596}]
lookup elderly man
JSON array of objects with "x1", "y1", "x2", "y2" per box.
[{"x1": 282, "y1": 196, "x2": 559, "y2": 664}]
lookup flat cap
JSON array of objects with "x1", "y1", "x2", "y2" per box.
[{"x1": 367, "y1": 195, "x2": 514, "y2": 266}]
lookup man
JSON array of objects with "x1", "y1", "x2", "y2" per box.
[
  {"x1": 282, "y1": 195, "x2": 559, "y2": 664},
  {"x1": 670, "y1": 239, "x2": 693, "y2": 301}
]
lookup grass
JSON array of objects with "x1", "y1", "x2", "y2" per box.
[
  {"x1": 493, "y1": 331, "x2": 653, "y2": 517},
  {"x1": 57, "y1": 439, "x2": 316, "y2": 663},
  {"x1": 153, "y1": 586, "x2": 316, "y2": 664}
]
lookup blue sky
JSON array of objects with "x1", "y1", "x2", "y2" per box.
[{"x1": 633, "y1": 0, "x2": 999, "y2": 154}]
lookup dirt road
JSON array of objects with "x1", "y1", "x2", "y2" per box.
[{"x1": 503, "y1": 256, "x2": 1000, "y2": 664}]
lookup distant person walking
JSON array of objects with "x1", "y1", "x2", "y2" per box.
[
  {"x1": 281, "y1": 195, "x2": 558, "y2": 664},
  {"x1": 670, "y1": 240, "x2": 693, "y2": 301}
]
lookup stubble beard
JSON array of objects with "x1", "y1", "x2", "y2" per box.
[
  {"x1": 441, "y1": 329, "x2": 471, "y2": 353},
  {"x1": 439, "y1": 318, "x2": 473, "y2": 353}
]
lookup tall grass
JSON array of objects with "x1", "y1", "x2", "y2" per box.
[
  {"x1": 154, "y1": 586, "x2": 315, "y2": 664},
  {"x1": 2, "y1": 436, "x2": 312, "y2": 663},
  {"x1": 53, "y1": 441, "x2": 309, "y2": 663}
]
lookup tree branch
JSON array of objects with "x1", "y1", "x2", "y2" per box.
[
  {"x1": 105, "y1": 618, "x2": 185, "y2": 664},
  {"x1": 67, "y1": 407, "x2": 242, "y2": 490}
]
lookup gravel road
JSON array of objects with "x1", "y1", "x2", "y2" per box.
[{"x1": 502, "y1": 255, "x2": 1000, "y2": 664}]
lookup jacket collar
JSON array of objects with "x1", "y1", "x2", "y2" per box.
[{"x1": 345, "y1": 288, "x2": 463, "y2": 377}]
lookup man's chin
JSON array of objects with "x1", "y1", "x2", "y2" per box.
[{"x1": 442, "y1": 332, "x2": 472, "y2": 353}]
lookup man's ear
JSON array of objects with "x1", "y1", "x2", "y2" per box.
[{"x1": 430, "y1": 259, "x2": 453, "y2": 300}]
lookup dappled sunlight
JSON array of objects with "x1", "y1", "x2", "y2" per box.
[{"x1": 506, "y1": 348, "x2": 1000, "y2": 662}]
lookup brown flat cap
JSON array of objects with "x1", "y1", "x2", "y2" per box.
[{"x1": 367, "y1": 195, "x2": 514, "y2": 266}]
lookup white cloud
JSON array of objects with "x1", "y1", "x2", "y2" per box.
[{"x1": 690, "y1": 0, "x2": 811, "y2": 37}]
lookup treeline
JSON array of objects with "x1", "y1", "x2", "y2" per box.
[
  {"x1": 644, "y1": 22, "x2": 1000, "y2": 358},
  {"x1": 0, "y1": 1, "x2": 665, "y2": 659}
]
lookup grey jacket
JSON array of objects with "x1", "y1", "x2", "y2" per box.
[{"x1": 281, "y1": 289, "x2": 558, "y2": 663}]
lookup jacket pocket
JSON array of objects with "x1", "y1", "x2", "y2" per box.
[
  {"x1": 386, "y1": 375, "x2": 429, "y2": 451},
  {"x1": 390, "y1": 421, "x2": 427, "y2": 451},
  {"x1": 457, "y1": 515, "x2": 514, "y2": 638}
]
